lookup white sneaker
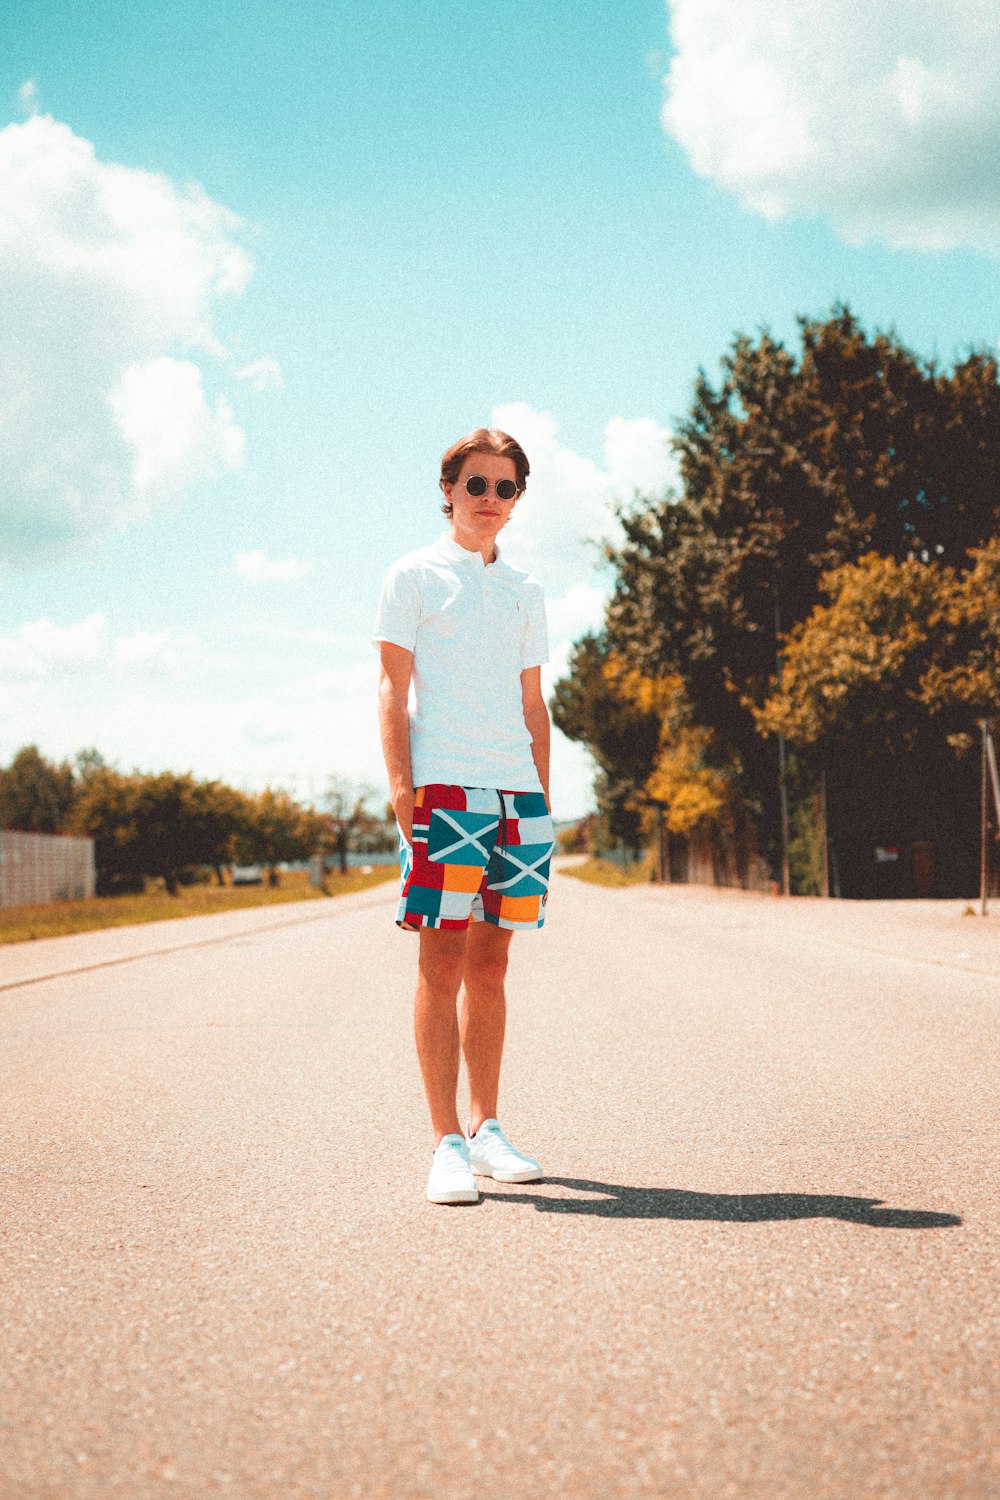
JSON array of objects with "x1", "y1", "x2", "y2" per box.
[
  {"x1": 427, "y1": 1134, "x2": 479, "y2": 1204},
  {"x1": 466, "y1": 1119, "x2": 543, "y2": 1182}
]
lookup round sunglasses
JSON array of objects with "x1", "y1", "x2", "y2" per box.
[{"x1": 464, "y1": 474, "x2": 519, "y2": 501}]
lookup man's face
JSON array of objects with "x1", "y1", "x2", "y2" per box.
[{"x1": 445, "y1": 452, "x2": 519, "y2": 543}]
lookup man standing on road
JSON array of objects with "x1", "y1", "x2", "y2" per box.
[{"x1": 373, "y1": 427, "x2": 555, "y2": 1205}]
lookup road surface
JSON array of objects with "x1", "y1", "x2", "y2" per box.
[{"x1": 2, "y1": 872, "x2": 998, "y2": 1498}]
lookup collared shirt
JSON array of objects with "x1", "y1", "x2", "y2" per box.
[{"x1": 373, "y1": 532, "x2": 549, "y2": 792}]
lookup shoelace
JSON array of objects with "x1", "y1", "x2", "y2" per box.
[
  {"x1": 436, "y1": 1140, "x2": 471, "y2": 1171},
  {"x1": 472, "y1": 1126, "x2": 516, "y2": 1158}
]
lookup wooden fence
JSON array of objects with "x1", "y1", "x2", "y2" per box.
[
  {"x1": 659, "y1": 822, "x2": 773, "y2": 893},
  {"x1": 0, "y1": 830, "x2": 96, "y2": 909}
]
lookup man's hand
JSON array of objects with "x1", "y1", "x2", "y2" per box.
[
  {"x1": 521, "y1": 665, "x2": 551, "y2": 811},
  {"x1": 393, "y1": 786, "x2": 415, "y2": 844}
]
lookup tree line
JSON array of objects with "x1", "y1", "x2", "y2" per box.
[
  {"x1": 553, "y1": 306, "x2": 1000, "y2": 890},
  {"x1": 0, "y1": 745, "x2": 394, "y2": 895}
]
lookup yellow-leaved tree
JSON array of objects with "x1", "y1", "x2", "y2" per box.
[{"x1": 600, "y1": 655, "x2": 736, "y2": 838}]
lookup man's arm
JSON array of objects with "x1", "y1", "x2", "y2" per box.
[
  {"x1": 520, "y1": 665, "x2": 551, "y2": 810},
  {"x1": 378, "y1": 641, "x2": 415, "y2": 841}
]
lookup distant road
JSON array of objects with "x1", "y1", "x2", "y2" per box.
[{"x1": 2, "y1": 875, "x2": 997, "y2": 1498}]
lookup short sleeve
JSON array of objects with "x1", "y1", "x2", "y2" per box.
[
  {"x1": 519, "y1": 579, "x2": 549, "y2": 669},
  {"x1": 373, "y1": 561, "x2": 422, "y2": 652}
]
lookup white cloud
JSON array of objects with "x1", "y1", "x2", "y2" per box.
[
  {"x1": 110, "y1": 358, "x2": 243, "y2": 499},
  {"x1": 545, "y1": 581, "x2": 608, "y2": 652},
  {"x1": 236, "y1": 356, "x2": 284, "y2": 391},
  {"x1": 229, "y1": 622, "x2": 374, "y2": 649},
  {"x1": 0, "y1": 396, "x2": 661, "y2": 822},
  {"x1": 491, "y1": 401, "x2": 676, "y2": 597},
  {"x1": 234, "y1": 549, "x2": 314, "y2": 582},
  {"x1": 233, "y1": 662, "x2": 377, "y2": 757},
  {"x1": 662, "y1": 0, "x2": 1000, "y2": 252},
  {"x1": 604, "y1": 416, "x2": 678, "y2": 498},
  {"x1": 0, "y1": 613, "x2": 108, "y2": 679},
  {"x1": 308, "y1": 661, "x2": 381, "y2": 701},
  {"x1": 113, "y1": 630, "x2": 190, "y2": 677},
  {"x1": 0, "y1": 606, "x2": 599, "y2": 818},
  {"x1": 473, "y1": 402, "x2": 674, "y2": 817},
  {"x1": 0, "y1": 112, "x2": 251, "y2": 571},
  {"x1": 0, "y1": 613, "x2": 195, "y2": 684},
  {"x1": 541, "y1": 585, "x2": 607, "y2": 819},
  {"x1": 239, "y1": 699, "x2": 298, "y2": 748},
  {"x1": 17, "y1": 80, "x2": 39, "y2": 117}
]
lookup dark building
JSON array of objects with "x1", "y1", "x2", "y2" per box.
[{"x1": 826, "y1": 741, "x2": 983, "y2": 899}]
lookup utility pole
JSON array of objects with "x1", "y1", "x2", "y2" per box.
[
  {"x1": 775, "y1": 597, "x2": 790, "y2": 896},
  {"x1": 748, "y1": 447, "x2": 792, "y2": 897},
  {"x1": 649, "y1": 799, "x2": 668, "y2": 884},
  {"x1": 981, "y1": 720, "x2": 989, "y2": 917},
  {"x1": 983, "y1": 719, "x2": 1000, "y2": 916},
  {"x1": 819, "y1": 765, "x2": 830, "y2": 899}
]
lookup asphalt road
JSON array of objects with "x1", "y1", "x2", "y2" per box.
[{"x1": 2, "y1": 872, "x2": 998, "y2": 1499}]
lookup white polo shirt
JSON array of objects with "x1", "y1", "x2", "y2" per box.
[{"x1": 373, "y1": 532, "x2": 549, "y2": 792}]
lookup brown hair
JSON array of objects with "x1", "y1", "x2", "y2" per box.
[{"x1": 439, "y1": 428, "x2": 530, "y2": 517}]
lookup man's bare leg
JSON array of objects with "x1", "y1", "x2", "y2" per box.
[
  {"x1": 460, "y1": 921, "x2": 514, "y2": 1137},
  {"x1": 414, "y1": 927, "x2": 468, "y2": 1146}
]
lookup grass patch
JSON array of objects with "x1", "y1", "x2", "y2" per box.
[
  {"x1": 561, "y1": 854, "x2": 655, "y2": 888},
  {"x1": 0, "y1": 866, "x2": 398, "y2": 945}
]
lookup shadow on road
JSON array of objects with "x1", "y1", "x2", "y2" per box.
[{"x1": 482, "y1": 1178, "x2": 961, "y2": 1228}]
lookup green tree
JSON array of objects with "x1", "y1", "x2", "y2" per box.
[
  {"x1": 551, "y1": 632, "x2": 660, "y2": 851},
  {"x1": 0, "y1": 745, "x2": 77, "y2": 832},
  {"x1": 125, "y1": 772, "x2": 207, "y2": 894},
  {"x1": 756, "y1": 551, "x2": 994, "y2": 754},
  {"x1": 75, "y1": 747, "x2": 109, "y2": 785},
  {"x1": 238, "y1": 788, "x2": 312, "y2": 883},
  {"x1": 70, "y1": 767, "x2": 251, "y2": 894},
  {"x1": 69, "y1": 766, "x2": 145, "y2": 894},
  {"x1": 921, "y1": 537, "x2": 1000, "y2": 721},
  {"x1": 322, "y1": 777, "x2": 382, "y2": 874},
  {"x1": 584, "y1": 305, "x2": 1000, "y2": 875},
  {"x1": 186, "y1": 779, "x2": 251, "y2": 883}
]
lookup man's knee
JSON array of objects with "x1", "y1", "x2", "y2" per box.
[
  {"x1": 464, "y1": 930, "x2": 511, "y2": 988},
  {"x1": 466, "y1": 958, "x2": 508, "y2": 994},
  {"x1": 417, "y1": 929, "x2": 467, "y2": 996}
]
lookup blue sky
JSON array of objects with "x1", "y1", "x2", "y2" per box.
[{"x1": 3, "y1": 0, "x2": 999, "y2": 816}]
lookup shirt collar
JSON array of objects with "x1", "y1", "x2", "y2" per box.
[{"x1": 434, "y1": 532, "x2": 505, "y2": 568}]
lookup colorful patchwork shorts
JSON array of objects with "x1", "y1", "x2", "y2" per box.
[{"x1": 396, "y1": 783, "x2": 555, "y2": 932}]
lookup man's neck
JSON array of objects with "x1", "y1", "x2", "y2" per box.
[{"x1": 450, "y1": 526, "x2": 498, "y2": 565}]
